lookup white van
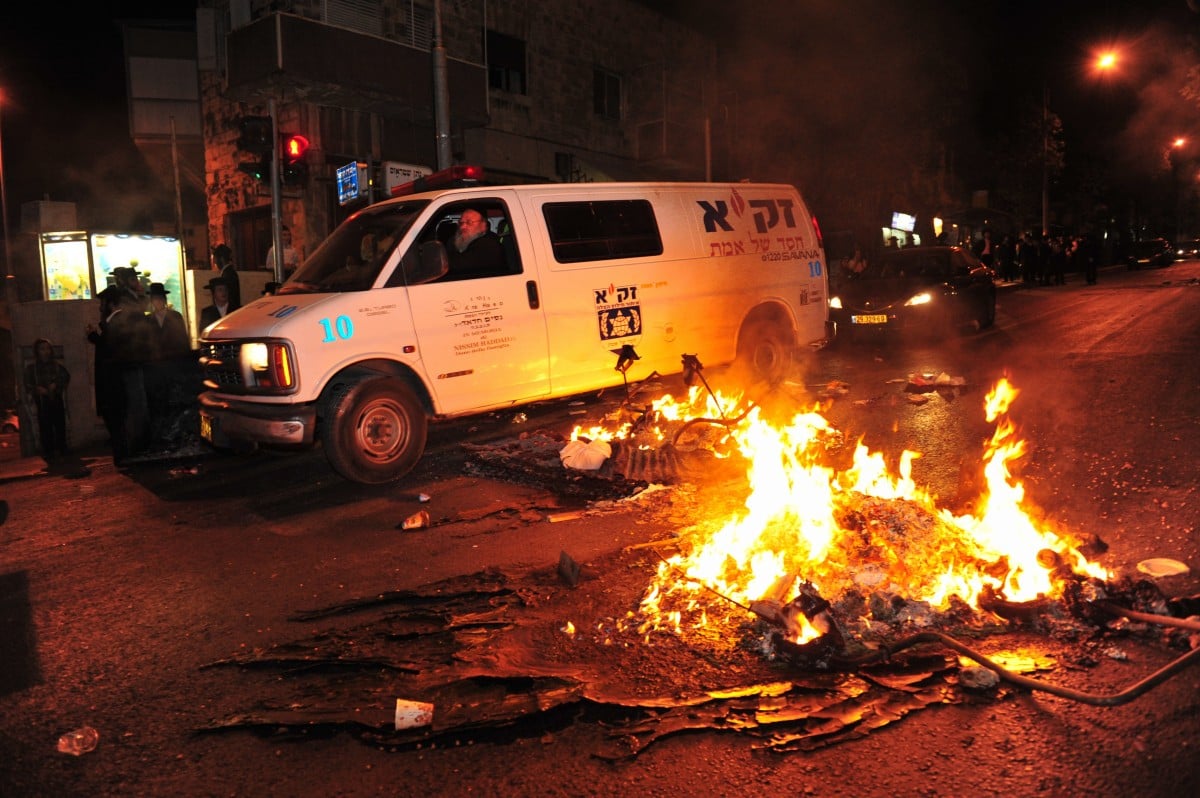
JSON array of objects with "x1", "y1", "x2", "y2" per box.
[{"x1": 198, "y1": 173, "x2": 829, "y2": 484}]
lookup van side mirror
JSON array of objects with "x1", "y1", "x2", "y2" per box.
[{"x1": 400, "y1": 241, "x2": 450, "y2": 285}]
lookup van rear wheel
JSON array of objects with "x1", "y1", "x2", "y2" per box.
[
  {"x1": 737, "y1": 320, "x2": 794, "y2": 385},
  {"x1": 320, "y1": 377, "x2": 427, "y2": 485}
]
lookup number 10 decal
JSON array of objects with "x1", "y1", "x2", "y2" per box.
[
  {"x1": 319, "y1": 315, "x2": 354, "y2": 342},
  {"x1": 808, "y1": 260, "x2": 823, "y2": 278}
]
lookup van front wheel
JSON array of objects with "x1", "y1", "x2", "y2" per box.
[
  {"x1": 737, "y1": 320, "x2": 794, "y2": 385},
  {"x1": 320, "y1": 377, "x2": 427, "y2": 485}
]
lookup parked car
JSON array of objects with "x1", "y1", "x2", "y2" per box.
[
  {"x1": 1127, "y1": 238, "x2": 1175, "y2": 269},
  {"x1": 1175, "y1": 239, "x2": 1200, "y2": 259},
  {"x1": 828, "y1": 246, "x2": 997, "y2": 340}
]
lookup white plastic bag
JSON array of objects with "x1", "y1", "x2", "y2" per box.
[{"x1": 559, "y1": 439, "x2": 612, "y2": 470}]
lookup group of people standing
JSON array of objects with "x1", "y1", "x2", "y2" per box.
[
  {"x1": 975, "y1": 231, "x2": 1098, "y2": 287},
  {"x1": 21, "y1": 241, "x2": 269, "y2": 465},
  {"x1": 84, "y1": 266, "x2": 199, "y2": 464}
]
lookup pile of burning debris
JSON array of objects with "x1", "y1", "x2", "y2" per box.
[{"x1": 200, "y1": 369, "x2": 1200, "y2": 754}]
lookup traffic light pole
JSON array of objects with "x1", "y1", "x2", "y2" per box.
[{"x1": 269, "y1": 98, "x2": 284, "y2": 283}]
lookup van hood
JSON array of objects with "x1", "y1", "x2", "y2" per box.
[{"x1": 200, "y1": 293, "x2": 345, "y2": 340}]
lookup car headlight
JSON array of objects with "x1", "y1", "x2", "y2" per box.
[
  {"x1": 829, "y1": 296, "x2": 843, "y2": 310},
  {"x1": 241, "y1": 342, "x2": 296, "y2": 389},
  {"x1": 904, "y1": 292, "x2": 933, "y2": 307}
]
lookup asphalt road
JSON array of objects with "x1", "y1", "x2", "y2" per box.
[{"x1": 1, "y1": 259, "x2": 1198, "y2": 797}]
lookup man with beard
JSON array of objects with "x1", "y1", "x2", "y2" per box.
[{"x1": 446, "y1": 207, "x2": 504, "y2": 277}]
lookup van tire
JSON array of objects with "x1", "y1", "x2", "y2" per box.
[
  {"x1": 320, "y1": 377, "x2": 427, "y2": 485},
  {"x1": 737, "y1": 320, "x2": 794, "y2": 385}
]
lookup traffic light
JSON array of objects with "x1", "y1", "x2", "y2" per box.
[
  {"x1": 281, "y1": 133, "x2": 310, "y2": 186},
  {"x1": 237, "y1": 160, "x2": 269, "y2": 182},
  {"x1": 237, "y1": 116, "x2": 273, "y2": 155},
  {"x1": 237, "y1": 115, "x2": 273, "y2": 185}
]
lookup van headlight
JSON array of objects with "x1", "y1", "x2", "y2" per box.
[
  {"x1": 241, "y1": 342, "x2": 296, "y2": 390},
  {"x1": 828, "y1": 296, "x2": 843, "y2": 310},
  {"x1": 904, "y1": 292, "x2": 932, "y2": 307}
]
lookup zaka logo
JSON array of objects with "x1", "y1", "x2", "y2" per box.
[
  {"x1": 697, "y1": 197, "x2": 799, "y2": 234},
  {"x1": 594, "y1": 284, "x2": 638, "y2": 306},
  {"x1": 730, "y1": 187, "x2": 746, "y2": 217}
]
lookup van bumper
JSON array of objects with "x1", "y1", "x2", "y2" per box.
[{"x1": 198, "y1": 392, "x2": 317, "y2": 447}]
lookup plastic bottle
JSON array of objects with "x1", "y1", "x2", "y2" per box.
[{"x1": 56, "y1": 726, "x2": 99, "y2": 756}]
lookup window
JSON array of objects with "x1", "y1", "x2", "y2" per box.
[
  {"x1": 543, "y1": 200, "x2": 663, "y2": 263},
  {"x1": 486, "y1": 30, "x2": 526, "y2": 95},
  {"x1": 593, "y1": 68, "x2": 621, "y2": 120},
  {"x1": 408, "y1": 200, "x2": 521, "y2": 282}
]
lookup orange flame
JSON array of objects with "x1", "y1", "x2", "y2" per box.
[{"x1": 585, "y1": 377, "x2": 1111, "y2": 645}]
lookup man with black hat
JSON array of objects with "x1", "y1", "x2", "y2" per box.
[
  {"x1": 199, "y1": 277, "x2": 239, "y2": 331},
  {"x1": 212, "y1": 244, "x2": 242, "y2": 309},
  {"x1": 86, "y1": 285, "x2": 131, "y2": 463},
  {"x1": 147, "y1": 283, "x2": 191, "y2": 360},
  {"x1": 144, "y1": 283, "x2": 194, "y2": 449}
]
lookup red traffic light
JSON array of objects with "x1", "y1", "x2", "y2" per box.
[{"x1": 282, "y1": 133, "x2": 309, "y2": 162}]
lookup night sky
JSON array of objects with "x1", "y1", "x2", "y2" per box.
[{"x1": 1, "y1": 1, "x2": 1198, "y2": 229}]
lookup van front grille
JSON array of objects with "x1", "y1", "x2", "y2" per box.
[{"x1": 200, "y1": 342, "x2": 243, "y2": 388}]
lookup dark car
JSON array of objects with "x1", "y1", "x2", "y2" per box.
[
  {"x1": 828, "y1": 246, "x2": 997, "y2": 340},
  {"x1": 1127, "y1": 238, "x2": 1175, "y2": 269}
]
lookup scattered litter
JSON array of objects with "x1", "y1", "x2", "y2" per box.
[
  {"x1": 56, "y1": 726, "x2": 99, "y2": 756},
  {"x1": 512, "y1": 412, "x2": 528, "y2": 424},
  {"x1": 547, "y1": 510, "x2": 584, "y2": 523},
  {"x1": 417, "y1": 493, "x2": 431, "y2": 503},
  {"x1": 568, "y1": 401, "x2": 586, "y2": 406},
  {"x1": 394, "y1": 699, "x2": 434, "y2": 730},
  {"x1": 958, "y1": 666, "x2": 1000, "y2": 691},
  {"x1": 399, "y1": 510, "x2": 430, "y2": 530},
  {"x1": 906, "y1": 393, "x2": 931, "y2": 405},
  {"x1": 906, "y1": 372, "x2": 967, "y2": 391},
  {"x1": 558, "y1": 550, "x2": 582, "y2": 587},
  {"x1": 819, "y1": 380, "x2": 851, "y2": 398},
  {"x1": 561, "y1": 620, "x2": 576, "y2": 636},
  {"x1": 559, "y1": 438, "x2": 612, "y2": 470},
  {"x1": 1136, "y1": 558, "x2": 1190, "y2": 578},
  {"x1": 168, "y1": 465, "x2": 200, "y2": 477}
]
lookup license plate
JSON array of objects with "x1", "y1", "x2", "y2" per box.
[
  {"x1": 199, "y1": 413, "x2": 213, "y2": 442},
  {"x1": 851, "y1": 314, "x2": 887, "y2": 324}
]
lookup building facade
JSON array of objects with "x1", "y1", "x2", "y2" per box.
[{"x1": 198, "y1": 0, "x2": 723, "y2": 272}]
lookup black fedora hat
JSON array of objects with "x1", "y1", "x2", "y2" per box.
[
  {"x1": 204, "y1": 277, "x2": 228, "y2": 290},
  {"x1": 148, "y1": 282, "x2": 169, "y2": 297}
]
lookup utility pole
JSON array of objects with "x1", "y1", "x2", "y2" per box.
[
  {"x1": 1041, "y1": 83, "x2": 1049, "y2": 238},
  {"x1": 269, "y1": 97, "x2": 284, "y2": 283},
  {"x1": 431, "y1": 0, "x2": 452, "y2": 169}
]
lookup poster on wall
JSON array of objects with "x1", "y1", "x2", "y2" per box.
[
  {"x1": 89, "y1": 234, "x2": 185, "y2": 305},
  {"x1": 40, "y1": 232, "x2": 92, "y2": 300}
]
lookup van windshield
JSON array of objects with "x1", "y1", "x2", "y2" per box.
[{"x1": 279, "y1": 201, "x2": 428, "y2": 294}]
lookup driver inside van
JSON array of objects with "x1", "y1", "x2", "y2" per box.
[{"x1": 446, "y1": 208, "x2": 504, "y2": 276}]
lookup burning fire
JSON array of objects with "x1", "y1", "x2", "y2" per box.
[{"x1": 583, "y1": 377, "x2": 1111, "y2": 645}]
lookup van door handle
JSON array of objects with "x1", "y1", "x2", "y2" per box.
[{"x1": 526, "y1": 280, "x2": 540, "y2": 309}]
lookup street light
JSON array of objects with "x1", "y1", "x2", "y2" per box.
[{"x1": 1042, "y1": 50, "x2": 1122, "y2": 238}]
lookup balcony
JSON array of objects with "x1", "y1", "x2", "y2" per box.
[{"x1": 225, "y1": 13, "x2": 487, "y2": 126}]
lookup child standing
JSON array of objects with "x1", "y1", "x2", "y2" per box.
[{"x1": 23, "y1": 337, "x2": 71, "y2": 459}]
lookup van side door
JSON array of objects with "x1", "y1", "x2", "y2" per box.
[{"x1": 399, "y1": 194, "x2": 551, "y2": 412}]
